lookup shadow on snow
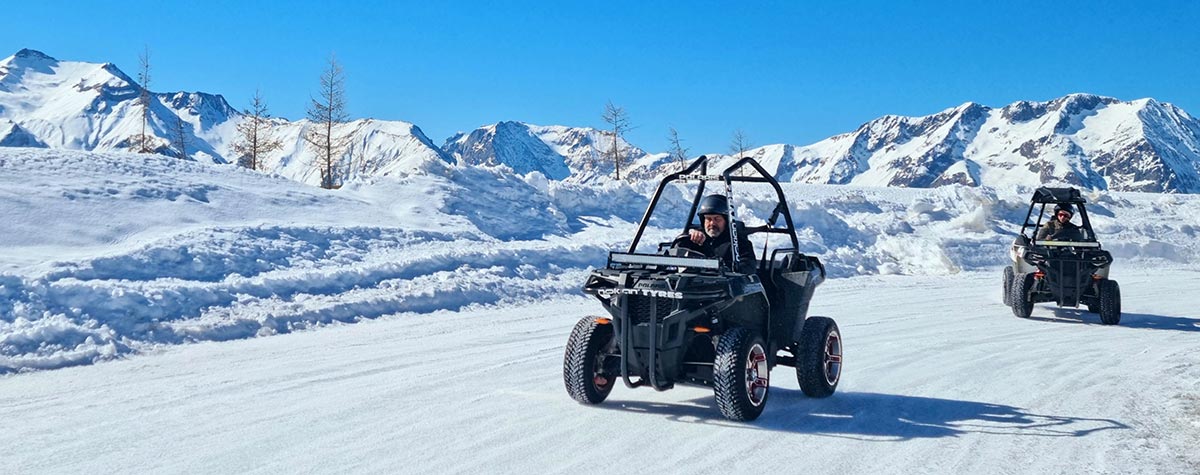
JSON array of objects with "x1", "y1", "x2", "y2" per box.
[
  {"x1": 600, "y1": 391, "x2": 1128, "y2": 440},
  {"x1": 1030, "y1": 308, "x2": 1200, "y2": 332}
]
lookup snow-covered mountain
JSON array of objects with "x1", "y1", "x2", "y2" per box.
[
  {"x1": 253, "y1": 118, "x2": 453, "y2": 186},
  {"x1": 6, "y1": 49, "x2": 1200, "y2": 192},
  {"x1": 0, "y1": 48, "x2": 223, "y2": 160},
  {"x1": 714, "y1": 94, "x2": 1200, "y2": 193},
  {"x1": 440, "y1": 97, "x2": 1200, "y2": 192},
  {"x1": 0, "y1": 118, "x2": 44, "y2": 147},
  {"x1": 443, "y1": 121, "x2": 674, "y2": 183},
  {"x1": 0, "y1": 49, "x2": 451, "y2": 186}
]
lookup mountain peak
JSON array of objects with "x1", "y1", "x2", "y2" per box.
[
  {"x1": 954, "y1": 101, "x2": 985, "y2": 111},
  {"x1": 1061, "y1": 92, "x2": 1106, "y2": 101},
  {"x1": 13, "y1": 49, "x2": 56, "y2": 61},
  {"x1": 790, "y1": 93, "x2": 1200, "y2": 192},
  {"x1": 950, "y1": 101, "x2": 990, "y2": 121},
  {"x1": 495, "y1": 120, "x2": 532, "y2": 133},
  {"x1": 3, "y1": 49, "x2": 59, "y2": 75},
  {"x1": 1047, "y1": 93, "x2": 1118, "y2": 113},
  {"x1": 1132, "y1": 97, "x2": 1163, "y2": 108}
]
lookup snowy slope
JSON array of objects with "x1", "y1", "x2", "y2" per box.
[
  {"x1": 0, "y1": 118, "x2": 44, "y2": 147},
  {"x1": 6, "y1": 49, "x2": 1200, "y2": 193},
  {"x1": 1, "y1": 145, "x2": 1199, "y2": 473},
  {"x1": 2, "y1": 147, "x2": 1199, "y2": 373},
  {"x1": 0, "y1": 148, "x2": 619, "y2": 371},
  {"x1": 443, "y1": 121, "x2": 575, "y2": 179},
  {"x1": 443, "y1": 121, "x2": 674, "y2": 183},
  {"x1": 251, "y1": 118, "x2": 453, "y2": 187},
  {"x1": 0, "y1": 49, "x2": 234, "y2": 162},
  {"x1": 444, "y1": 96, "x2": 1200, "y2": 193},
  {"x1": 1, "y1": 272, "x2": 1197, "y2": 474},
  {"x1": 0, "y1": 49, "x2": 451, "y2": 185},
  {"x1": 719, "y1": 94, "x2": 1200, "y2": 193}
]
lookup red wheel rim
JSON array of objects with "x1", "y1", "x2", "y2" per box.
[
  {"x1": 824, "y1": 330, "x2": 842, "y2": 386},
  {"x1": 745, "y1": 343, "x2": 769, "y2": 406}
]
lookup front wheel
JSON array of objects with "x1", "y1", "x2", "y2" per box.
[
  {"x1": 563, "y1": 316, "x2": 616, "y2": 404},
  {"x1": 714, "y1": 327, "x2": 769, "y2": 421},
  {"x1": 1098, "y1": 280, "x2": 1121, "y2": 325},
  {"x1": 1010, "y1": 273, "x2": 1035, "y2": 319},
  {"x1": 1002, "y1": 266, "x2": 1014, "y2": 307},
  {"x1": 797, "y1": 316, "x2": 842, "y2": 398}
]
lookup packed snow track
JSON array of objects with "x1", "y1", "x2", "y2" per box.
[{"x1": 1, "y1": 270, "x2": 1197, "y2": 474}]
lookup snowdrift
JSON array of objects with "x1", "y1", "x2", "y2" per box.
[{"x1": 1, "y1": 147, "x2": 1198, "y2": 372}]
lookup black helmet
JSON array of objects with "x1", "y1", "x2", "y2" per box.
[
  {"x1": 697, "y1": 194, "x2": 729, "y2": 217},
  {"x1": 1053, "y1": 204, "x2": 1074, "y2": 216}
]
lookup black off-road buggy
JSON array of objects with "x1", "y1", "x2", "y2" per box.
[
  {"x1": 1003, "y1": 187, "x2": 1121, "y2": 324},
  {"x1": 562, "y1": 155, "x2": 842, "y2": 421}
]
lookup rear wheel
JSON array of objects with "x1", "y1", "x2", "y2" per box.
[
  {"x1": 797, "y1": 316, "x2": 842, "y2": 398},
  {"x1": 1010, "y1": 273, "x2": 1035, "y2": 319},
  {"x1": 714, "y1": 327, "x2": 769, "y2": 421},
  {"x1": 1098, "y1": 280, "x2": 1121, "y2": 325},
  {"x1": 1002, "y1": 266, "x2": 1014, "y2": 306},
  {"x1": 563, "y1": 316, "x2": 616, "y2": 404}
]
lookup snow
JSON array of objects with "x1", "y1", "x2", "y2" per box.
[
  {"x1": 704, "y1": 95, "x2": 1200, "y2": 193},
  {"x1": 1, "y1": 272, "x2": 1197, "y2": 473},
  {"x1": 444, "y1": 121, "x2": 671, "y2": 184},
  {"x1": 7, "y1": 49, "x2": 1200, "y2": 192},
  {"x1": 3, "y1": 147, "x2": 1199, "y2": 373},
  {"x1": 0, "y1": 49, "x2": 452, "y2": 183},
  {"x1": 1, "y1": 146, "x2": 1199, "y2": 472}
]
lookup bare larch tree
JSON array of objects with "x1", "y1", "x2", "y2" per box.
[
  {"x1": 233, "y1": 90, "x2": 283, "y2": 171},
  {"x1": 172, "y1": 117, "x2": 190, "y2": 159},
  {"x1": 729, "y1": 129, "x2": 755, "y2": 176},
  {"x1": 601, "y1": 101, "x2": 630, "y2": 181},
  {"x1": 667, "y1": 127, "x2": 689, "y2": 174},
  {"x1": 305, "y1": 54, "x2": 350, "y2": 189},
  {"x1": 135, "y1": 46, "x2": 154, "y2": 153},
  {"x1": 729, "y1": 128, "x2": 752, "y2": 158}
]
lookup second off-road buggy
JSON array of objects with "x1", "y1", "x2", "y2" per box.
[
  {"x1": 562, "y1": 155, "x2": 842, "y2": 421},
  {"x1": 1003, "y1": 187, "x2": 1121, "y2": 324}
]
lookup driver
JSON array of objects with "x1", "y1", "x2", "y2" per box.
[
  {"x1": 673, "y1": 194, "x2": 757, "y2": 274},
  {"x1": 1037, "y1": 204, "x2": 1083, "y2": 241}
]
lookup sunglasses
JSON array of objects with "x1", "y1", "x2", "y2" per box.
[{"x1": 1056, "y1": 212, "x2": 1072, "y2": 217}]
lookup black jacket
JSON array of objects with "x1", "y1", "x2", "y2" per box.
[
  {"x1": 676, "y1": 221, "x2": 758, "y2": 274},
  {"x1": 1037, "y1": 219, "x2": 1083, "y2": 241}
]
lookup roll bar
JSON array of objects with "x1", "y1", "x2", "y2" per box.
[{"x1": 626, "y1": 155, "x2": 802, "y2": 271}]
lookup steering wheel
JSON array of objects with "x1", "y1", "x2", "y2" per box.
[
  {"x1": 665, "y1": 234, "x2": 708, "y2": 259},
  {"x1": 669, "y1": 246, "x2": 707, "y2": 258}
]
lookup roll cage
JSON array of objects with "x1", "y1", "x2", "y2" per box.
[
  {"x1": 620, "y1": 155, "x2": 802, "y2": 273},
  {"x1": 1018, "y1": 187, "x2": 1100, "y2": 246}
]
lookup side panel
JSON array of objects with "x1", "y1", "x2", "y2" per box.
[
  {"x1": 719, "y1": 292, "x2": 770, "y2": 337},
  {"x1": 770, "y1": 270, "x2": 819, "y2": 346}
]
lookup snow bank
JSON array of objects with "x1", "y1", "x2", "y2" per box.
[
  {"x1": 1, "y1": 147, "x2": 1198, "y2": 372},
  {"x1": 1, "y1": 226, "x2": 607, "y2": 371}
]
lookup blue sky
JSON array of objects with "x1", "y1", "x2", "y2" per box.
[{"x1": 3, "y1": 1, "x2": 1198, "y2": 153}]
